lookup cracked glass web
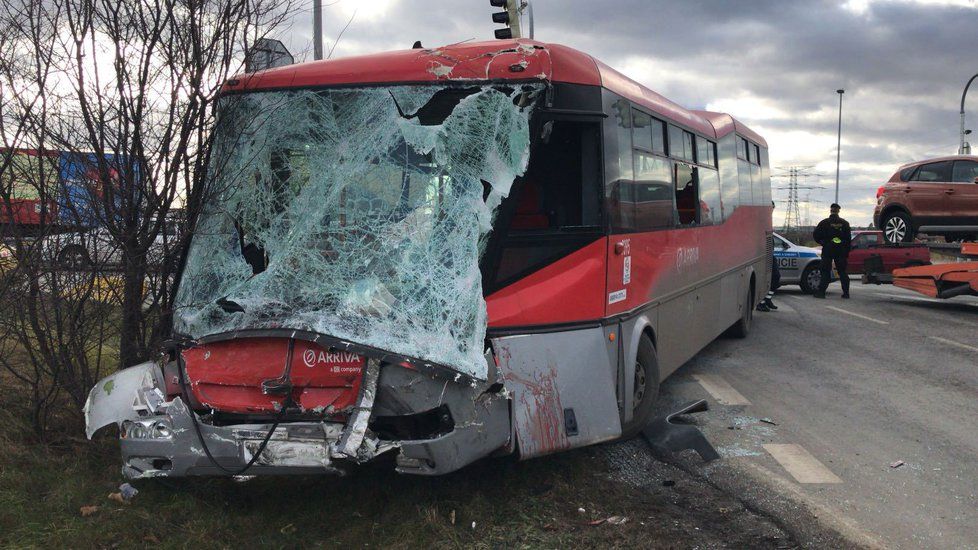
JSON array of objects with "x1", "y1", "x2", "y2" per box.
[{"x1": 173, "y1": 84, "x2": 541, "y2": 379}]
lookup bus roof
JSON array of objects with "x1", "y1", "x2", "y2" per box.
[{"x1": 224, "y1": 39, "x2": 766, "y2": 147}]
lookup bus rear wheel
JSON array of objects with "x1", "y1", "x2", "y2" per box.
[
  {"x1": 620, "y1": 335, "x2": 660, "y2": 440},
  {"x1": 727, "y1": 283, "x2": 754, "y2": 338}
]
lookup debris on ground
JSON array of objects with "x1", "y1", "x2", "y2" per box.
[
  {"x1": 79, "y1": 505, "x2": 99, "y2": 517},
  {"x1": 589, "y1": 516, "x2": 629, "y2": 526},
  {"x1": 662, "y1": 480, "x2": 676, "y2": 487},
  {"x1": 119, "y1": 483, "x2": 138, "y2": 501},
  {"x1": 577, "y1": 507, "x2": 586, "y2": 513},
  {"x1": 890, "y1": 460, "x2": 905, "y2": 469},
  {"x1": 449, "y1": 510, "x2": 456, "y2": 525},
  {"x1": 759, "y1": 418, "x2": 778, "y2": 426}
]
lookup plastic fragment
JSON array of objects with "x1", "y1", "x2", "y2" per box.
[
  {"x1": 589, "y1": 516, "x2": 628, "y2": 526},
  {"x1": 890, "y1": 460, "x2": 905, "y2": 469},
  {"x1": 79, "y1": 505, "x2": 99, "y2": 517},
  {"x1": 759, "y1": 418, "x2": 778, "y2": 426},
  {"x1": 119, "y1": 482, "x2": 139, "y2": 501}
]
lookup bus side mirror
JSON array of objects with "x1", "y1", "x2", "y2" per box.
[{"x1": 973, "y1": 176, "x2": 978, "y2": 184}]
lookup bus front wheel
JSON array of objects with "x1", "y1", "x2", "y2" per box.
[{"x1": 620, "y1": 335, "x2": 660, "y2": 439}]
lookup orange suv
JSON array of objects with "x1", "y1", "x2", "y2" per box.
[{"x1": 874, "y1": 155, "x2": 978, "y2": 243}]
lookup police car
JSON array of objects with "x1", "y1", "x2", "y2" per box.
[{"x1": 773, "y1": 232, "x2": 824, "y2": 294}]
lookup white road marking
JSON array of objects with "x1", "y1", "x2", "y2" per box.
[
  {"x1": 763, "y1": 444, "x2": 843, "y2": 484},
  {"x1": 826, "y1": 306, "x2": 889, "y2": 325},
  {"x1": 929, "y1": 336, "x2": 978, "y2": 353},
  {"x1": 693, "y1": 373, "x2": 751, "y2": 406}
]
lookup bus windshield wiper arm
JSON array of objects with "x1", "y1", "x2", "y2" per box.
[{"x1": 216, "y1": 297, "x2": 245, "y2": 314}]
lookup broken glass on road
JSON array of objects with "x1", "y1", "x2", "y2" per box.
[{"x1": 173, "y1": 84, "x2": 541, "y2": 379}]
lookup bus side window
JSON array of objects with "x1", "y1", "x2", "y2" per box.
[
  {"x1": 631, "y1": 152, "x2": 674, "y2": 230},
  {"x1": 674, "y1": 163, "x2": 698, "y2": 225},
  {"x1": 486, "y1": 120, "x2": 604, "y2": 288},
  {"x1": 698, "y1": 168, "x2": 721, "y2": 226},
  {"x1": 738, "y1": 157, "x2": 753, "y2": 206},
  {"x1": 718, "y1": 134, "x2": 739, "y2": 221}
]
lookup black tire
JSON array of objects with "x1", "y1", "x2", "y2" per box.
[
  {"x1": 799, "y1": 262, "x2": 821, "y2": 294},
  {"x1": 727, "y1": 281, "x2": 754, "y2": 338},
  {"x1": 882, "y1": 211, "x2": 914, "y2": 243},
  {"x1": 57, "y1": 245, "x2": 91, "y2": 270},
  {"x1": 620, "y1": 335, "x2": 660, "y2": 439}
]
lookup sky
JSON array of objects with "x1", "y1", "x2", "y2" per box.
[{"x1": 271, "y1": 0, "x2": 978, "y2": 226}]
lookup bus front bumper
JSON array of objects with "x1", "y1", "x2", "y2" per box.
[{"x1": 85, "y1": 361, "x2": 512, "y2": 479}]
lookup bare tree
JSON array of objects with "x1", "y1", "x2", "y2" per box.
[{"x1": 0, "y1": 0, "x2": 295, "y2": 434}]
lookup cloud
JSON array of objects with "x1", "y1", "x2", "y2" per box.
[{"x1": 273, "y1": 0, "x2": 978, "y2": 226}]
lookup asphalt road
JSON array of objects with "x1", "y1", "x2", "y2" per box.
[{"x1": 652, "y1": 280, "x2": 978, "y2": 549}]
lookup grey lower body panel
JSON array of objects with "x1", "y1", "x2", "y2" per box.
[{"x1": 493, "y1": 327, "x2": 622, "y2": 460}]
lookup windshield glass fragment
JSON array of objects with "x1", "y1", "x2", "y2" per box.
[{"x1": 173, "y1": 84, "x2": 541, "y2": 379}]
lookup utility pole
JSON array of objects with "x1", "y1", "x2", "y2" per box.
[
  {"x1": 313, "y1": 0, "x2": 324, "y2": 60},
  {"x1": 835, "y1": 89, "x2": 844, "y2": 205},
  {"x1": 960, "y1": 73, "x2": 978, "y2": 155}
]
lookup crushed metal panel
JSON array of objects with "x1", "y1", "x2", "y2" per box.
[
  {"x1": 494, "y1": 328, "x2": 621, "y2": 459},
  {"x1": 334, "y1": 358, "x2": 381, "y2": 459},
  {"x1": 84, "y1": 362, "x2": 163, "y2": 439}
]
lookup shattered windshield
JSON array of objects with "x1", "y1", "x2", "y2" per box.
[{"x1": 173, "y1": 84, "x2": 541, "y2": 379}]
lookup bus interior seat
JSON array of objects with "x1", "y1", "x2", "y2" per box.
[{"x1": 509, "y1": 181, "x2": 550, "y2": 230}]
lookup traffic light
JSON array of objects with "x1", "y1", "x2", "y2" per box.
[{"x1": 490, "y1": 0, "x2": 522, "y2": 40}]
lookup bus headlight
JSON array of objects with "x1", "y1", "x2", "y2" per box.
[
  {"x1": 153, "y1": 421, "x2": 173, "y2": 439},
  {"x1": 122, "y1": 419, "x2": 173, "y2": 439}
]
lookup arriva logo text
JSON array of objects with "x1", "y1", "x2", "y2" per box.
[
  {"x1": 676, "y1": 247, "x2": 700, "y2": 271},
  {"x1": 302, "y1": 348, "x2": 361, "y2": 368}
]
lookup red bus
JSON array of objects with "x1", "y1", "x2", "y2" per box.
[{"x1": 85, "y1": 39, "x2": 771, "y2": 478}]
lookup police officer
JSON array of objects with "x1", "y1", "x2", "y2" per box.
[
  {"x1": 757, "y1": 244, "x2": 780, "y2": 312},
  {"x1": 812, "y1": 203, "x2": 851, "y2": 299}
]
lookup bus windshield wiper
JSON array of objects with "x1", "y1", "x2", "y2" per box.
[{"x1": 216, "y1": 297, "x2": 245, "y2": 314}]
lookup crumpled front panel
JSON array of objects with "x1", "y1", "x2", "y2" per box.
[{"x1": 174, "y1": 85, "x2": 540, "y2": 379}]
